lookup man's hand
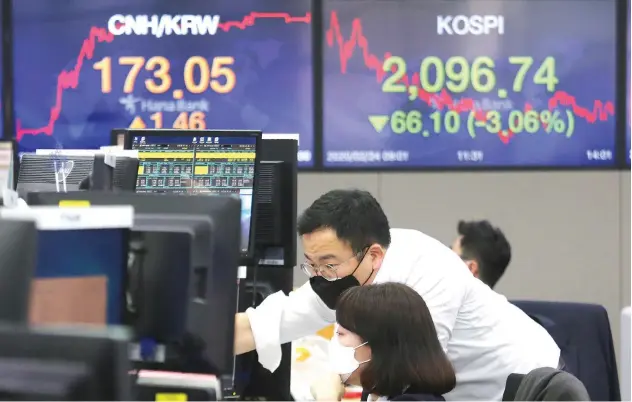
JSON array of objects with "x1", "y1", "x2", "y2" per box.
[
  {"x1": 310, "y1": 372, "x2": 345, "y2": 401},
  {"x1": 234, "y1": 312, "x2": 256, "y2": 355}
]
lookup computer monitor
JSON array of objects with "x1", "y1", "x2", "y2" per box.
[
  {"x1": 17, "y1": 153, "x2": 93, "y2": 196},
  {"x1": 0, "y1": 206, "x2": 133, "y2": 327},
  {"x1": 77, "y1": 159, "x2": 139, "y2": 192},
  {"x1": 126, "y1": 129, "x2": 261, "y2": 261},
  {"x1": 0, "y1": 219, "x2": 37, "y2": 324},
  {"x1": 0, "y1": 324, "x2": 131, "y2": 400},
  {"x1": 237, "y1": 136, "x2": 297, "y2": 401},
  {"x1": 130, "y1": 213, "x2": 234, "y2": 378},
  {"x1": 33, "y1": 224, "x2": 129, "y2": 326},
  {"x1": 18, "y1": 151, "x2": 138, "y2": 197},
  {"x1": 25, "y1": 192, "x2": 241, "y2": 379},
  {"x1": 37, "y1": 149, "x2": 140, "y2": 192},
  {"x1": 254, "y1": 136, "x2": 299, "y2": 266}
]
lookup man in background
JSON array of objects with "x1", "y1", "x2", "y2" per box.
[{"x1": 451, "y1": 220, "x2": 511, "y2": 289}]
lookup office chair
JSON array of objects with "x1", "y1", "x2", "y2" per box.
[{"x1": 502, "y1": 367, "x2": 589, "y2": 401}]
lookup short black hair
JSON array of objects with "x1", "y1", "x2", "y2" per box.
[
  {"x1": 297, "y1": 190, "x2": 391, "y2": 253},
  {"x1": 457, "y1": 220, "x2": 511, "y2": 288},
  {"x1": 336, "y1": 283, "x2": 456, "y2": 398}
]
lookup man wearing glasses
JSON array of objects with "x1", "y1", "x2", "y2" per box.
[{"x1": 233, "y1": 189, "x2": 561, "y2": 401}]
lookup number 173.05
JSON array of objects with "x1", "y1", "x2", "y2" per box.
[{"x1": 93, "y1": 55, "x2": 236, "y2": 95}]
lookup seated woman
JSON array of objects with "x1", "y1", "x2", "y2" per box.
[{"x1": 310, "y1": 283, "x2": 456, "y2": 401}]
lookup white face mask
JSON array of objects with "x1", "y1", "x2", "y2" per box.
[{"x1": 328, "y1": 333, "x2": 370, "y2": 383}]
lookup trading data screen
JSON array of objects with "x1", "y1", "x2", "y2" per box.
[
  {"x1": 132, "y1": 134, "x2": 255, "y2": 252},
  {"x1": 323, "y1": 0, "x2": 616, "y2": 168},
  {"x1": 13, "y1": 0, "x2": 313, "y2": 167}
]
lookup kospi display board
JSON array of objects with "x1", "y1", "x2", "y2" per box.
[{"x1": 322, "y1": 0, "x2": 617, "y2": 168}]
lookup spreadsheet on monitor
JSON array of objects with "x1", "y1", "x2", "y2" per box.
[
  {"x1": 132, "y1": 134, "x2": 255, "y2": 195},
  {"x1": 131, "y1": 133, "x2": 257, "y2": 253}
]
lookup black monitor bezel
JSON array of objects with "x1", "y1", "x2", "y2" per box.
[{"x1": 124, "y1": 129, "x2": 262, "y2": 263}]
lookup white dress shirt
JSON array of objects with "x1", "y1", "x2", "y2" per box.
[{"x1": 245, "y1": 228, "x2": 560, "y2": 401}]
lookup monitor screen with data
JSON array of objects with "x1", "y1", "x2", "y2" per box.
[
  {"x1": 131, "y1": 131, "x2": 258, "y2": 253},
  {"x1": 13, "y1": 0, "x2": 313, "y2": 167},
  {"x1": 322, "y1": 0, "x2": 616, "y2": 168}
]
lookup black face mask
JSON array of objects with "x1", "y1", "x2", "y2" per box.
[
  {"x1": 310, "y1": 274, "x2": 360, "y2": 310},
  {"x1": 309, "y1": 250, "x2": 372, "y2": 309}
]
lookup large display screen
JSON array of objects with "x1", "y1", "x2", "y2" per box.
[
  {"x1": 323, "y1": 0, "x2": 617, "y2": 168},
  {"x1": 13, "y1": 0, "x2": 314, "y2": 166},
  {"x1": 131, "y1": 133, "x2": 255, "y2": 253}
]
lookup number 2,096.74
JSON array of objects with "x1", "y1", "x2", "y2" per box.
[{"x1": 382, "y1": 55, "x2": 558, "y2": 94}]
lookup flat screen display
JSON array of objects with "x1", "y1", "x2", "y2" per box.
[
  {"x1": 322, "y1": 0, "x2": 616, "y2": 168},
  {"x1": 31, "y1": 229, "x2": 126, "y2": 325},
  {"x1": 131, "y1": 133, "x2": 255, "y2": 253},
  {"x1": 13, "y1": 0, "x2": 314, "y2": 167}
]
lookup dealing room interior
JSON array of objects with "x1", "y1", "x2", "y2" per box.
[{"x1": 0, "y1": 0, "x2": 628, "y2": 400}]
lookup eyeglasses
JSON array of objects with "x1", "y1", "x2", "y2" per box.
[{"x1": 300, "y1": 249, "x2": 366, "y2": 281}]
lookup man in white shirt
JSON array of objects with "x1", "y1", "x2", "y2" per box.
[{"x1": 234, "y1": 189, "x2": 560, "y2": 400}]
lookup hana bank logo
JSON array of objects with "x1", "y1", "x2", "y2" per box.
[{"x1": 119, "y1": 94, "x2": 142, "y2": 114}]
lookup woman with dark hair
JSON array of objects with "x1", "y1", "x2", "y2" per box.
[{"x1": 310, "y1": 282, "x2": 456, "y2": 401}]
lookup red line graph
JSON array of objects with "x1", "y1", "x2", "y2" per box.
[
  {"x1": 16, "y1": 27, "x2": 114, "y2": 141},
  {"x1": 325, "y1": 11, "x2": 615, "y2": 143},
  {"x1": 15, "y1": 12, "x2": 312, "y2": 141}
]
